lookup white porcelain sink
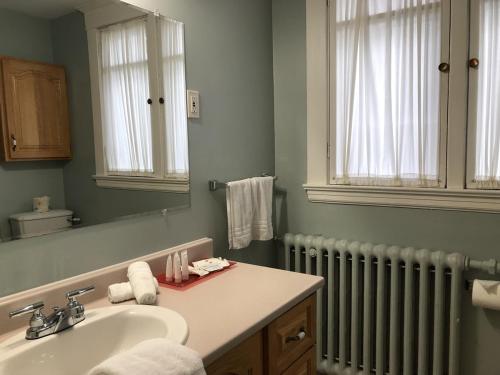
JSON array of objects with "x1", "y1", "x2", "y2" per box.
[{"x1": 0, "y1": 305, "x2": 189, "y2": 375}]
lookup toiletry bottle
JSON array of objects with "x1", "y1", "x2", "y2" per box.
[
  {"x1": 165, "y1": 254, "x2": 173, "y2": 282},
  {"x1": 181, "y1": 250, "x2": 189, "y2": 281},
  {"x1": 174, "y1": 252, "x2": 182, "y2": 283}
]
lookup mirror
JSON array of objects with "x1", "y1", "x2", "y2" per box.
[{"x1": 0, "y1": 0, "x2": 190, "y2": 243}]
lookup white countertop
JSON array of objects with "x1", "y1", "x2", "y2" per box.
[{"x1": 85, "y1": 262, "x2": 324, "y2": 365}]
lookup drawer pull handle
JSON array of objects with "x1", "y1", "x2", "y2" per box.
[{"x1": 286, "y1": 329, "x2": 306, "y2": 343}]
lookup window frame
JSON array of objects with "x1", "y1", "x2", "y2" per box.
[
  {"x1": 83, "y1": 4, "x2": 189, "y2": 193},
  {"x1": 305, "y1": 0, "x2": 500, "y2": 212}
]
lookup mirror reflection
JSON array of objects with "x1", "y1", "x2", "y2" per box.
[{"x1": 0, "y1": 0, "x2": 190, "y2": 243}]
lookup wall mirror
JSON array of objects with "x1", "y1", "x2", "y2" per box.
[{"x1": 0, "y1": 0, "x2": 190, "y2": 244}]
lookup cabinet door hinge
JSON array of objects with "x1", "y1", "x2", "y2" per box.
[{"x1": 327, "y1": 142, "x2": 331, "y2": 159}]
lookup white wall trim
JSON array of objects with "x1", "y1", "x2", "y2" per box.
[
  {"x1": 93, "y1": 175, "x2": 189, "y2": 193},
  {"x1": 306, "y1": 0, "x2": 329, "y2": 185},
  {"x1": 304, "y1": 184, "x2": 500, "y2": 212}
]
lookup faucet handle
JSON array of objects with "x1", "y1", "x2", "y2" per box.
[
  {"x1": 9, "y1": 301, "x2": 46, "y2": 329},
  {"x1": 9, "y1": 301, "x2": 45, "y2": 319},
  {"x1": 65, "y1": 286, "x2": 95, "y2": 303}
]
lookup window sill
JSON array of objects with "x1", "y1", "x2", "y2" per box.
[
  {"x1": 303, "y1": 184, "x2": 500, "y2": 213},
  {"x1": 93, "y1": 175, "x2": 189, "y2": 193}
]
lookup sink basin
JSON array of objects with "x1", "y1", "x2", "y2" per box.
[{"x1": 0, "y1": 305, "x2": 189, "y2": 375}]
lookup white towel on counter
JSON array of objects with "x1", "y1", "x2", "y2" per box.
[
  {"x1": 87, "y1": 338, "x2": 206, "y2": 375},
  {"x1": 226, "y1": 176, "x2": 274, "y2": 249},
  {"x1": 108, "y1": 278, "x2": 159, "y2": 304},
  {"x1": 127, "y1": 261, "x2": 157, "y2": 305}
]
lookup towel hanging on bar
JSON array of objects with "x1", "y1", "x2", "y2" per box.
[{"x1": 208, "y1": 175, "x2": 277, "y2": 191}]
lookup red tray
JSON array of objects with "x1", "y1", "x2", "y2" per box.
[{"x1": 156, "y1": 261, "x2": 237, "y2": 290}]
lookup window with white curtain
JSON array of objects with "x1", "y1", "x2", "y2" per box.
[
  {"x1": 468, "y1": 0, "x2": 500, "y2": 189},
  {"x1": 332, "y1": 0, "x2": 447, "y2": 187},
  {"x1": 89, "y1": 13, "x2": 189, "y2": 192},
  {"x1": 306, "y1": 0, "x2": 500, "y2": 212},
  {"x1": 100, "y1": 18, "x2": 153, "y2": 175}
]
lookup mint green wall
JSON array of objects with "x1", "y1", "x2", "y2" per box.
[
  {"x1": 0, "y1": 8, "x2": 66, "y2": 241},
  {"x1": 272, "y1": 0, "x2": 500, "y2": 373},
  {"x1": 0, "y1": 0, "x2": 276, "y2": 296}
]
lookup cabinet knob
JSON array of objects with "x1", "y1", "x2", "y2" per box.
[
  {"x1": 147, "y1": 98, "x2": 153, "y2": 105},
  {"x1": 159, "y1": 97, "x2": 165, "y2": 104},
  {"x1": 469, "y1": 58, "x2": 480, "y2": 69},
  {"x1": 11, "y1": 134, "x2": 16, "y2": 151}
]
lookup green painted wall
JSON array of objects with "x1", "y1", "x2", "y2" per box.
[
  {"x1": 0, "y1": 0, "x2": 276, "y2": 296},
  {"x1": 0, "y1": 8, "x2": 66, "y2": 241},
  {"x1": 272, "y1": 0, "x2": 500, "y2": 373}
]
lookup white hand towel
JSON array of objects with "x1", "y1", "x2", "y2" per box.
[
  {"x1": 87, "y1": 338, "x2": 206, "y2": 375},
  {"x1": 226, "y1": 176, "x2": 274, "y2": 249},
  {"x1": 249, "y1": 176, "x2": 274, "y2": 241},
  {"x1": 127, "y1": 261, "x2": 157, "y2": 305},
  {"x1": 108, "y1": 278, "x2": 159, "y2": 304}
]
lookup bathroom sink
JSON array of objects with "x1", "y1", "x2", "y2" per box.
[{"x1": 0, "y1": 305, "x2": 189, "y2": 375}]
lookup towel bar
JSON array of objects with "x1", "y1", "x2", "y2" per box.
[{"x1": 208, "y1": 175, "x2": 277, "y2": 191}]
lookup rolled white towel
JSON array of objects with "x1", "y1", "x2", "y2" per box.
[
  {"x1": 87, "y1": 338, "x2": 206, "y2": 375},
  {"x1": 127, "y1": 261, "x2": 157, "y2": 305},
  {"x1": 108, "y1": 278, "x2": 160, "y2": 304}
]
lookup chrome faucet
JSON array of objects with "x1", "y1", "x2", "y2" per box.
[{"x1": 8, "y1": 286, "x2": 95, "y2": 340}]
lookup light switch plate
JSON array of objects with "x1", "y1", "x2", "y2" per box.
[{"x1": 187, "y1": 90, "x2": 200, "y2": 119}]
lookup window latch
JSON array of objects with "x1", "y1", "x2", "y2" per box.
[{"x1": 438, "y1": 62, "x2": 450, "y2": 73}]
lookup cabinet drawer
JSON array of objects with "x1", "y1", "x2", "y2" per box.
[
  {"x1": 266, "y1": 295, "x2": 316, "y2": 374},
  {"x1": 206, "y1": 331, "x2": 263, "y2": 375},
  {"x1": 282, "y1": 346, "x2": 316, "y2": 375}
]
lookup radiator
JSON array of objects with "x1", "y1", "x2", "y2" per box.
[{"x1": 283, "y1": 233, "x2": 466, "y2": 375}]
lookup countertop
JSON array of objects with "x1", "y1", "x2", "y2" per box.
[
  {"x1": 0, "y1": 238, "x2": 324, "y2": 368},
  {"x1": 85, "y1": 262, "x2": 324, "y2": 366}
]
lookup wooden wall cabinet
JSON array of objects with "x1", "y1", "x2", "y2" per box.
[
  {"x1": 207, "y1": 295, "x2": 316, "y2": 375},
  {"x1": 0, "y1": 57, "x2": 71, "y2": 161}
]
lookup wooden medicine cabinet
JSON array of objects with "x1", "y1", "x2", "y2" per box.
[{"x1": 0, "y1": 57, "x2": 71, "y2": 161}]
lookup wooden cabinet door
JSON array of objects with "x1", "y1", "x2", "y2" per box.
[
  {"x1": 282, "y1": 346, "x2": 316, "y2": 375},
  {"x1": 206, "y1": 331, "x2": 263, "y2": 375},
  {"x1": 266, "y1": 295, "x2": 316, "y2": 375},
  {"x1": 1, "y1": 58, "x2": 71, "y2": 160}
]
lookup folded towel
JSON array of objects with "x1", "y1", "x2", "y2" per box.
[
  {"x1": 226, "y1": 176, "x2": 274, "y2": 249},
  {"x1": 108, "y1": 278, "x2": 159, "y2": 304},
  {"x1": 87, "y1": 338, "x2": 206, "y2": 375},
  {"x1": 127, "y1": 262, "x2": 157, "y2": 305}
]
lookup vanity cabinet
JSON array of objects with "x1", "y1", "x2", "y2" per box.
[
  {"x1": 207, "y1": 295, "x2": 316, "y2": 375},
  {"x1": 206, "y1": 331, "x2": 263, "y2": 375},
  {"x1": 0, "y1": 57, "x2": 71, "y2": 161}
]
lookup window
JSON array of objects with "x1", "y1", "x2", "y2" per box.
[
  {"x1": 305, "y1": 0, "x2": 500, "y2": 212},
  {"x1": 468, "y1": 0, "x2": 500, "y2": 189},
  {"x1": 86, "y1": 10, "x2": 189, "y2": 192},
  {"x1": 333, "y1": 0, "x2": 447, "y2": 188},
  {"x1": 100, "y1": 18, "x2": 153, "y2": 175}
]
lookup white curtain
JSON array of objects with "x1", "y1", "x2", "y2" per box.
[
  {"x1": 100, "y1": 18, "x2": 153, "y2": 175},
  {"x1": 473, "y1": 0, "x2": 500, "y2": 188},
  {"x1": 333, "y1": 0, "x2": 442, "y2": 187},
  {"x1": 159, "y1": 17, "x2": 189, "y2": 178}
]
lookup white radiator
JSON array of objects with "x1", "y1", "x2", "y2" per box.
[{"x1": 284, "y1": 233, "x2": 466, "y2": 375}]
